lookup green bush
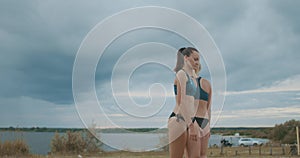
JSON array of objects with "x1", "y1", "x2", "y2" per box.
[{"x1": 271, "y1": 119, "x2": 300, "y2": 144}]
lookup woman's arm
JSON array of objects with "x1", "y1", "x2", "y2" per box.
[
  {"x1": 176, "y1": 70, "x2": 193, "y2": 126},
  {"x1": 205, "y1": 79, "x2": 212, "y2": 122}
]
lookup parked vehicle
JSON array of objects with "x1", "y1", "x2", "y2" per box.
[{"x1": 238, "y1": 138, "x2": 263, "y2": 146}]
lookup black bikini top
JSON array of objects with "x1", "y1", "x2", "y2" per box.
[{"x1": 195, "y1": 77, "x2": 209, "y2": 101}]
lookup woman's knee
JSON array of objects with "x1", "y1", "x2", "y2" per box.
[{"x1": 200, "y1": 151, "x2": 207, "y2": 158}]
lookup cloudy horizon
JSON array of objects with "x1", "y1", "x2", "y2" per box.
[{"x1": 1, "y1": 0, "x2": 300, "y2": 128}]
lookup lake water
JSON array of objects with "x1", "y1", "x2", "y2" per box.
[{"x1": 0, "y1": 131, "x2": 225, "y2": 155}]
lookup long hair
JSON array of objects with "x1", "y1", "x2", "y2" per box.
[
  {"x1": 173, "y1": 47, "x2": 199, "y2": 72},
  {"x1": 173, "y1": 47, "x2": 185, "y2": 72}
]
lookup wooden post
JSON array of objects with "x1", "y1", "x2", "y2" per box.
[
  {"x1": 259, "y1": 145, "x2": 261, "y2": 155},
  {"x1": 220, "y1": 145, "x2": 224, "y2": 155},
  {"x1": 297, "y1": 126, "x2": 300, "y2": 156},
  {"x1": 248, "y1": 146, "x2": 251, "y2": 155},
  {"x1": 282, "y1": 145, "x2": 285, "y2": 155}
]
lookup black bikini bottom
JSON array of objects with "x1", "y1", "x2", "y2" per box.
[
  {"x1": 192, "y1": 117, "x2": 209, "y2": 129},
  {"x1": 169, "y1": 112, "x2": 185, "y2": 122}
]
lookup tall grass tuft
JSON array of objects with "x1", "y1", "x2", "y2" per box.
[
  {"x1": 0, "y1": 139, "x2": 30, "y2": 156},
  {"x1": 158, "y1": 132, "x2": 169, "y2": 152},
  {"x1": 50, "y1": 132, "x2": 66, "y2": 154},
  {"x1": 50, "y1": 130, "x2": 102, "y2": 155}
]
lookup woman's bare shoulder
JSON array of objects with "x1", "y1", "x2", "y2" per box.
[
  {"x1": 175, "y1": 70, "x2": 187, "y2": 81},
  {"x1": 201, "y1": 78, "x2": 211, "y2": 91}
]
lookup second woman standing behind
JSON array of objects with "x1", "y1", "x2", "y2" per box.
[{"x1": 187, "y1": 62, "x2": 212, "y2": 158}]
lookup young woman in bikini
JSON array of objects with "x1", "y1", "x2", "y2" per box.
[
  {"x1": 168, "y1": 47, "x2": 200, "y2": 158},
  {"x1": 187, "y1": 58, "x2": 212, "y2": 158}
]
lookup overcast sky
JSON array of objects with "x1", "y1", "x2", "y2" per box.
[{"x1": 1, "y1": 0, "x2": 300, "y2": 128}]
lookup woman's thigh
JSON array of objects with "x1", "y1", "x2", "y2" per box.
[
  {"x1": 200, "y1": 133, "x2": 210, "y2": 157},
  {"x1": 168, "y1": 117, "x2": 188, "y2": 158}
]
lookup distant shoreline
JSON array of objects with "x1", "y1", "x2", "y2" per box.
[{"x1": 0, "y1": 127, "x2": 273, "y2": 134}]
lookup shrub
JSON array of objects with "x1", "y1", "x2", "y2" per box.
[
  {"x1": 50, "y1": 130, "x2": 102, "y2": 155},
  {"x1": 51, "y1": 132, "x2": 66, "y2": 154},
  {"x1": 0, "y1": 139, "x2": 29, "y2": 156},
  {"x1": 65, "y1": 131, "x2": 86, "y2": 154},
  {"x1": 158, "y1": 133, "x2": 169, "y2": 152},
  {"x1": 271, "y1": 119, "x2": 300, "y2": 144}
]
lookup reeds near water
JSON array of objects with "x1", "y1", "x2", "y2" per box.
[{"x1": 0, "y1": 138, "x2": 30, "y2": 156}]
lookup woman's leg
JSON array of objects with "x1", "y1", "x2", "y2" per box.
[
  {"x1": 169, "y1": 131, "x2": 187, "y2": 158},
  {"x1": 186, "y1": 122, "x2": 201, "y2": 158},
  {"x1": 168, "y1": 118, "x2": 188, "y2": 158},
  {"x1": 199, "y1": 132, "x2": 210, "y2": 158}
]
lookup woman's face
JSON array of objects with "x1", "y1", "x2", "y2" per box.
[{"x1": 186, "y1": 51, "x2": 199, "y2": 70}]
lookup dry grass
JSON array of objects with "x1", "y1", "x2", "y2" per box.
[
  {"x1": 33, "y1": 146, "x2": 299, "y2": 158},
  {"x1": 50, "y1": 130, "x2": 101, "y2": 155},
  {"x1": 1, "y1": 130, "x2": 299, "y2": 158},
  {"x1": 0, "y1": 139, "x2": 30, "y2": 156},
  {"x1": 208, "y1": 145, "x2": 299, "y2": 157},
  {"x1": 40, "y1": 151, "x2": 168, "y2": 158}
]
